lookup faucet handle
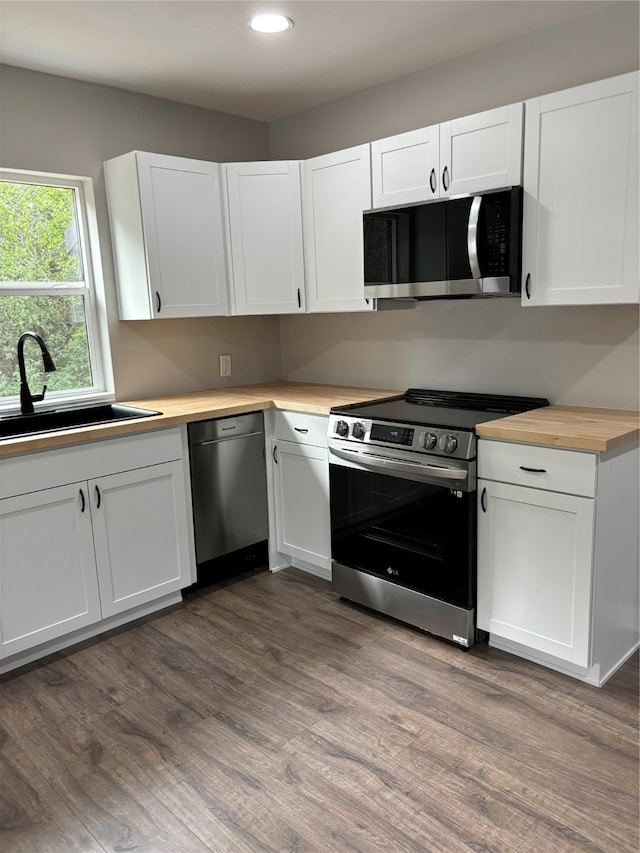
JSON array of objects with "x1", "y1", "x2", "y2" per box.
[{"x1": 31, "y1": 384, "x2": 48, "y2": 404}]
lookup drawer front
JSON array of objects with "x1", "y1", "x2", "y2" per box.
[
  {"x1": 274, "y1": 411, "x2": 328, "y2": 446},
  {"x1": 478, "y1": 440, "x2": 597, "y2": 497},
  {"x1": 1, "y1": 427, "x2": 184, "y2": 499}
]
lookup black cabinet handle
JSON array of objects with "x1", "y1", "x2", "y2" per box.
[
  {"x1": 429, "y1": 168, "x2": 436, "y2": 194},
  {"x1": 519, "y1": 466, "x2": 547, "y2": 474},
  {"x1": 273, "y1": 445, "x2": 278, "y2": 464},
  {"x1": 480, "y1": 487, "x2": 487, "y2": 513},
  {"x1": 155, "y1": 291, "x2": 162, "y2": 313},
  {"x1": 442, "y1": 165, "x2": 449, "y2": 191},
  {"x1": 525, "y1": 273, "x2": 531, "y2": 300},
  {"x1": 297, "y1": 288, "x2": 301, "y2": 309},
  {"x1": 95, "y1": 485, "x2": 101, "y2": 508},
  {"x1": 294, "y1": 427, "x2": 309, "y2": 434},
  {"x1": 79, "y1": 488, "x2": 86, "y2": 513}
]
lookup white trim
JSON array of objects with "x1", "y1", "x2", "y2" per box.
[{"x1": 0, "y1": 168, "x2": 114, "y2": 411}]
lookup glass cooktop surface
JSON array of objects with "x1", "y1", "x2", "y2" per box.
[{"x1": 332, "y1": 389, "x2": 549, "y2": 431}]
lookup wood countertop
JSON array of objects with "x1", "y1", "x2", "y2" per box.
[
  {"x1": 475, "y1": 404, "x2": 640, "y2": 452},
  {"x1": 1, "y1": 383, "x2": 638, "y2": 457},
  {"x1": 0, "y1": 381, "x2": 399, "y2": 458}
]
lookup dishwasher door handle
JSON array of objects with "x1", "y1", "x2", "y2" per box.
[{"x1": 196, "y1": 431, "x2": 264, "y2": 446}]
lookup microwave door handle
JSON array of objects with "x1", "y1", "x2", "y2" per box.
[{"x1": 467, "y1": 195, "x2": 482, "y2": 280}]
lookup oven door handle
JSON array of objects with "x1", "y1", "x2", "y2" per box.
[{"x1": 329, "y1": 446, "x2": 468, "y2": 482}]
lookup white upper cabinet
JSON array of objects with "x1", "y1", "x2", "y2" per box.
[
  {"x1": 371, "y1": 125, "x2": 440, "y2": 208},
  {"x1": 303, "y1": 145, "x2": 375, "y2": 313},
  {"x1": 371, "y1": 103, "x2": 523, "y2": 208},
  {"x1": 224, "y1": 160, "x2": 306, "y2": 315},
  {"x1": 522, "y1": 72, "x2": 639, "y2": 306},
  {"x1": 440, "y1": 103, "x2": 524, "y2": 197},
  {"x1": 104, "y1": 151, "x2": 229, "y2": 319}
]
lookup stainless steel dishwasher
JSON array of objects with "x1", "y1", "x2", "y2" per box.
[{"x1": 188, "y1": 411, "x2": 268, "y2": 587}]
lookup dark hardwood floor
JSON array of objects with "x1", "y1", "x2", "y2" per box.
[{"x1": 0, "y1": 567, "x2": 638, "y2": 852}]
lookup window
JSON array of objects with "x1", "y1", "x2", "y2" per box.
[{"x1": 0, "y1": 170, "x2": 113, "y2": 412}]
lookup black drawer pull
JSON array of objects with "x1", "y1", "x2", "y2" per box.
[
  {"x1": 524, "y1": 273, "x2": 531, "y2": 300},
  {"x1": 429, "y1": 168, "x2": 436, "y2": 194},
  {"x1": 95, "y1": 485, "x2": 101, "y2": 508},
  {"x1": 294, "y1": 427, "x2": 309, "y2": 434},
  {"x1": 442, "y1": 165, "x2": 450, "y2": 191},
  {"x1": 273, "y1": 445, "x2": 278, "y2": 464},
  {"x1": 480, "y1": 487, "x2": 487, "y2": 513},
  {"x1": 520, "y1": 466, "x2": 547, "y2": 474},
  {"x1": 79, "y1": 488, "x2": 86, "y2": 512}
]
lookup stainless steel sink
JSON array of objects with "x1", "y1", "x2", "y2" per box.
[{"x1": 0, "y1": 403, "x2": 161, "y2": 439}]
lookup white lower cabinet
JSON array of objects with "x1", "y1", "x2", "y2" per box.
[
  {"x1": 267, "y1": 411, "x2": 331, "y2": 579},
  {"x1": 477, "y1": 439, "x2": 640, "y2": 685},
  {"x1": 90, "y1": 461, "x2": 191, "y2": 617},
  {"x1": 0, "y1": 484, "x2": 102, "y2": 658},
  {"x1": 477, "y1": 480, "x2": 595, "y2": 667},
  {"x1": 0, "y1": 429, "x2": 194, "y2": 669}
]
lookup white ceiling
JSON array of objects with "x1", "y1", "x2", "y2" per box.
[{"x1": 0, "y1": 1, "x2": 609, "y2": 121}]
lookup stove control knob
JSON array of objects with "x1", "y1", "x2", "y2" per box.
[
  {"x1": 352, "y1": 422, "x2": 365, "y2": 439},
  {"x1": 441, "y1": 434, "x2": 458, "y2": 454},
  {"x1": 335, "y1": 420, "x2": 349, "y2": 437},
  {"x1": 423, "y1": 432, "x2": 438, "y2": 450}
]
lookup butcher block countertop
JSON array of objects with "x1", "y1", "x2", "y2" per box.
[
  {"x1": 0, "y1": 381, "x2": 399, "y2": 458},
  {"x1": 1, "y1": 382, "x2": 638, "y2": 457},
  {"x1": 476, "y1": 405, "x2": 640, "y2": 453}
]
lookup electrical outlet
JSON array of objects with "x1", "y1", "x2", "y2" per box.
[{"x1": 219, "y1": 354, "x2": 232, "y2": 377}]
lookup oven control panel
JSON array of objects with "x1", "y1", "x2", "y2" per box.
[{"x1": 328, "y1": 415, "x2": 476, "y2": 460}]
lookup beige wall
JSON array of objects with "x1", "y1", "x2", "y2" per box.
[
  {"x1": 269, "y1": 2, "x2": 640, "y2": 158},
  {"x1": 0, "y1": 65, "x2": 281, "y2": 400},
  {"x1": 272, "y1": 3, "x2": 640, "y2": 409}
]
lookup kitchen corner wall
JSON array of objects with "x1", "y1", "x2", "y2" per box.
[
  {"x1": 0, "y1": 65, "x2": 281, "y2": 400},
  {"x1": 271, "y1": 2, "x2": 640, "y2": 410}
]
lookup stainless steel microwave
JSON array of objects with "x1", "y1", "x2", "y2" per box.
[{"x1": 363, "y1": 187, "x2": 523, "y2": 300}]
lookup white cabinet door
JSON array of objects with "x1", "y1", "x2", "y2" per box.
[
  {"x1": 224, "y1": 161, "x2": 305, "y2": 315},
  {"x1": 439, "y1": 103, "x2": 523, "y2": 197},
  {"x1": 303, "y1": 145, "x2": 375, "y2": 313},
  {"x1": 371, "y1": 125, "x2": 440, "y2": 207},
  {"x1": 477, "y1": 479, "x2": 595, "y2": 667},
  {"x1": 370, "y1": 104, "x2": 523, "y2": 206},
  {"x1": 522, "y1": 72, "x2": 639, "y2": 306},
  {"x1": 105, "y1": 151, "x2": 229, "y2": 318},
  {"x1": 0, "y1": 484, "x2": 101, "y2": 658},
  {"x1": 90, "y1": 461, "x2": 192, "y2": 617},
  {"x1": 272, "y1": 440, "x2": 331, "y2": 570}
]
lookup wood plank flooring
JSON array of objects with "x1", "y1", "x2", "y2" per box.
[{"x1": 0, "y1": 567, "x2": 637, "y2": 852}]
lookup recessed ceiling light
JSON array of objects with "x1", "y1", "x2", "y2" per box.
[{"x1": 249, "y1": 14, "x2": 293, "y2": 33}]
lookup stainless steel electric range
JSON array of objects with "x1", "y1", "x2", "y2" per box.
[{"x1": 328, "y1": 388, "x2": 548, "y2": 648}]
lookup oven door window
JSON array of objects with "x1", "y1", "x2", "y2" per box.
[{"x1": 330, "y1": 465, "x2": 475, "y2": 608}]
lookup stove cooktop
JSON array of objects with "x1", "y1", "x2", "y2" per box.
[{"x1": 331, "y1": 389, "x2": 549, "y2": 432}]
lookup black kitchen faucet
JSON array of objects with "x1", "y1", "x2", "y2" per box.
[{"x1": 17, "y1": 331, "x2": 57, "y2": 414}]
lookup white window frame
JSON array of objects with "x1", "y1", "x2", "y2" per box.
[{"x1": 0, "y1": 168, "x2": 114, "y2": 413}]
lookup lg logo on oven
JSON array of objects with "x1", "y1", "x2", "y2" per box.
[
  {"x1": 450, "y1": 489, "x2": 463, "y2": 498},
  {"x1": 386, "y1": 567, "x2": 400, "y2": 576}
]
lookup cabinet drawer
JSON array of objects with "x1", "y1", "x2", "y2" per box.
[
  {"x1": 274, "y1": 411, "x2": 328, "y2": 446},
  {"x1": 1, "y1": 427, "x2": 184, "y2": 499},
  {"x1": 478, "y1": 440, "x2": 597, "y2": 497}
]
